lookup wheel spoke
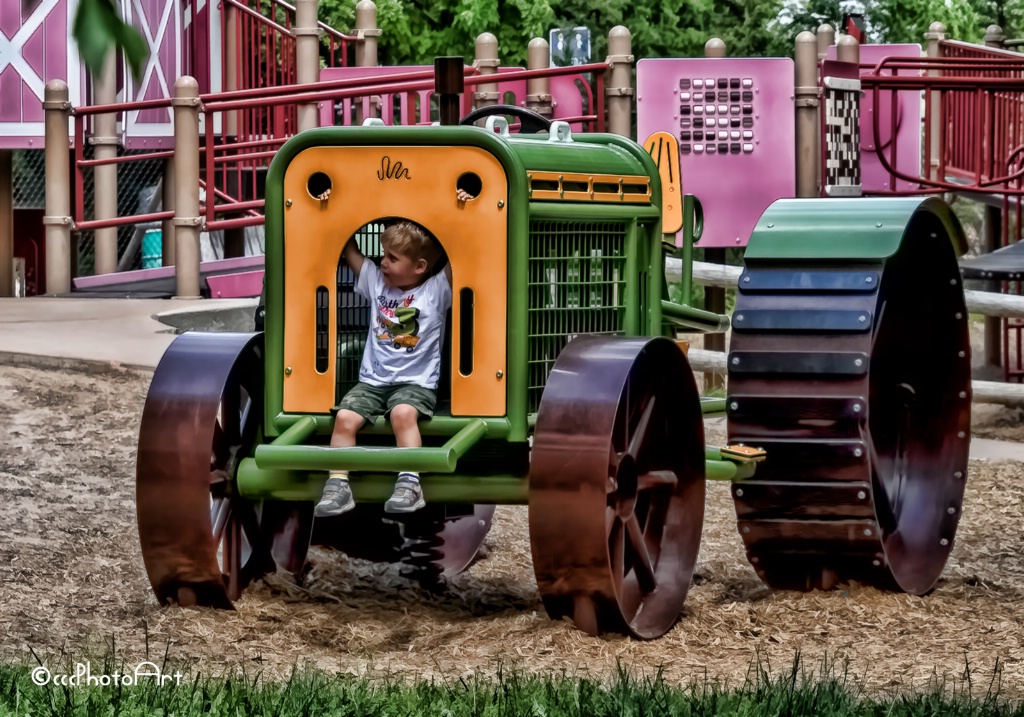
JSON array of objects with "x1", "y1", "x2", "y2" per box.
[
  {"x1": 608, "y1": 511, "x2": 625, "y2": 579},
  {"x1": 211, "y1": 422, "x2": 231, "y2": 468},
  {"x1": 237, "y1": 500, "x2": 273, "y2": 569},
  {"x1": 210, "y1": 468, "x2": 229, "y2": 487},
  {"x1": 626, "y1": 395, "x2": 656, "y2": 462},
  {"x1": 638, "y1": 470, "x2": 677, "y2": 491},
  {"x1": 212, "y1": 499, "x2": 232, "y2": 544},
  {"x1": 221, "y1": 388, "x2": 241, "y2": 446},
  {"x1": 625, "y1": 514, "x2": 657, "y2": 593},
  {"x1": 226, "y1": 510, "x2": 242, "y2": 599}
]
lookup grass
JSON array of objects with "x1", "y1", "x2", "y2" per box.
[{"x1": 1, "y1": 650, "x2": 1023, "y2": 717}]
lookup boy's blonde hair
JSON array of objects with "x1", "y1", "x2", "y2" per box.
[{"x1": 381, "y1": 221, "x2": 435, "y2": 262}]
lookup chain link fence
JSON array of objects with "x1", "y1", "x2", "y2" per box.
[
  {"x1": 13, "y1": 150, "x2": 45, "y2": 210},
  {"x1": 75, "y1": 147, "x2": 167, "y2": 276}
]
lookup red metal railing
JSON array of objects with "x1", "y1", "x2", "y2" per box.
[
  {"x1": 223, "y1": 0, "x2": 355, "y2": 142},
  {"x1": 860, "y1": 54, "x2": 1024, "y2": 195},
  {"x1": 938, "y1": 40, "x2": 1024, "y2": 184}
]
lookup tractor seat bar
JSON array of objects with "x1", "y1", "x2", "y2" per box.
[
  {"x1": 661, "y1": 300, "x2": 732, "y2": 333},
  {"x1": 254, "y1": 417, "x2": 488, "y2": 473}
]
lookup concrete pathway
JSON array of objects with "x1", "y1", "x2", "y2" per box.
[{"x1": 0, "y1": 297, "x2": 204, "y2": 370}]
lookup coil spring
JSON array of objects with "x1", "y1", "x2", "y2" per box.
[{"x1": 397, "y1": 509, "x2": 450, "y2": 588}]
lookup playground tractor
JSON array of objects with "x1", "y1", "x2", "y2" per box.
[{"x1": 136, "y1": 106, "x2": 972, "y2": 640}]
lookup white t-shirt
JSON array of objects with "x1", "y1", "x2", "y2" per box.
[{"x1": 355, "y1": 261, "x2": 452, "y2": 389}]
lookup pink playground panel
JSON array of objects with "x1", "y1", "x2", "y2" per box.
[
  {"x1": 206, "y1": 269, "x2": 265, "y2": 298},
  {"x1": 637, "y1": 58, "x2": 796, "y2": 248},
  {"x1": 826, "y1": 43, "x2": 923, "y2": 193}
]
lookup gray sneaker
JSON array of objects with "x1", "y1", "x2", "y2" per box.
[
  {"x1": 314, "y1": 477, "x2": 355, "y2": 517},
  {"x1": 384, "y1": 477, "x2": 425, "y2": 514}
]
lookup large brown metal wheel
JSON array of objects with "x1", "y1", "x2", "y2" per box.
[
  {"x1": 727, "y1": 206, "x2": 971, "y2": 595},
  {"x1": 529, "y1": 335, "x2": 705, "y2": 639},
  {"x1": 137, "y1": 332, "x2": 313, "y2": 608}
]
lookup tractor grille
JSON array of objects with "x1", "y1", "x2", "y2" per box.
[
  {"x1": 527, "y1": 220, "x2": 632, "y2": 413},
  {"x1": 335, "y1": 223, "x2": 384, "y2": 404}
]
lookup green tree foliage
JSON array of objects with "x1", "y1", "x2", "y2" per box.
[
  {"x1": 70, "y1": 0, "x2": 148, "y2": 80},
  {"x1": 320, "y1": 0, "x2": 798, "y2": 67},
  {"x1": 867, "y1": 0, "x2": 984, "y2": 45}
]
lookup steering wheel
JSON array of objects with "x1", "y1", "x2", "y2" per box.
[{"x1": 459, "y1": 104, "x2": 553, "y2": 134}]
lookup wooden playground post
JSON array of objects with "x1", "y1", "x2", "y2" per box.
[
  {"x1": 0, "y1": 150, "x2": 11, "y2": 296},
  {"x1": 527, "y1": 38, "x2": 552, "y2": 118},
  {"x1": 473, "y1": 33, "x2": 500, "y2": 111},
  {"x1": 924, "y1": 22, "x2": 946, "y2": 184},
  {"x1": 354, "y1": 0, "x2": 381, "y2": 122},
  {"x1": 702, "y1": 37, "x2": 727, "y2": 392},
  {"x1": 836, "y1": 33, "x2": 859, "y2": 66},
  {"x1": 172, "y1": 76, "x2": 202, "y2": 299},
  {"x1": 606, "y1": 26, "x2": 633, "y2": 137},
  {"x1": 985, "y1": 24, "x2": 1006, "y2": 48},
  {"x1": 982, "y1": 23, "x2": 1006, "y2": 369},
  {"x1": 92, "y1": 49, "x2": 119, "y2": 276},
  {"x1": 43, "y1": 80, "x2": 72, "y2": 295},
  {"x1": 355, "y1": 0, "x2": 379, "y2": 67},
  {"x1": 816, "y1": 23, "x2": 835, "y2": 59},
  {"x1": 795, "y1": 31, "x2": 820, "y2": 199},
  {"x1": 295, "y1": 0, "x2": 320, "y2": 132}
]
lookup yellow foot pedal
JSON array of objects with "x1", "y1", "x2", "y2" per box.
[{"x1": 721, "y1": 444, "x2": 766, "y2": 462}]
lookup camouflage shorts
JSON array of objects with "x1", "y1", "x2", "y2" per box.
[{"x1": 333, "y1": 382, "x2": 437, "y2": 425}]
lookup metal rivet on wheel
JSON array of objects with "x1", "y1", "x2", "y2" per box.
[
  {"x1": 855, "y1": 358, "x2": 864, "y2": 367},
  {"x1": 751, "y1": 556, "x2": 759, "y2": 563},
  {"x1": 732, "y1": 357, "x2": 740, "y2": 365},
  {"x1": 735, "y1": 488, "x2": 744, "y2": 497},
  {"x1": 876, "y1": 222, "x2": 882, "y2": 228},
  {"x1": 955, "y1": 312, "x2": 963, "y2": 319},
  {"x1": 958, "y1": 431, "x2": 966, "y2": 438},
  {"x1": 959, "y1": 391, "x2": 967, "y2": 399},
  {"x1": 863, "y1": 528, "x2": 872, "y2": 536},
  {"x1": 954, "y1": 471, "x2": 963, "y2": 479},
  {"x1": 853, "y1": 403, "x2": 862, "y2": 412},
  {"x1": 730, "y1": 401, "x2": 738, "y2": 410},
  {"x1": 959, "y1": 351, "x2": 966, "y2": 358},
  {"x1": 766, "y1": 223, "x2": 774, "y2": 228},
  {"x1": 743, "y1": 276, "x2": 750, "y2": 283},
  {"x1": 950, "y1": 278, "x2": 958, "y2": 285},
  {"x1": 859, "y1": 315, "x2": 867, "y2": 322},
  {"x1": 736, "y1": 314, "x2": 744, "y2": 322},
  {"x1": 940, "y1": 538, "x2": 949, "y2": 546},
  {"x1": 865, "y1": 276, "x2": 873, "y2": 283},
  {"x1": 872, "y1": 559, "x2": 881, "y2": 567},
  {"x1": 854, "y1": 447, "x2": 863, "y2": 457},
  {"x1": 857, "y1": 491, "x2": 866, "y2": 500},
  {"x1": 742, "y1": 526, "x2": 750, "y2": 533},
  {"x1": 947, "y1": 506, "x2": 956, "y2": 515}
]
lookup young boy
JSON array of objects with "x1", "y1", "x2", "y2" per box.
[{"x1": 315, "y1": 194, "x2": 471, "y2": 517}]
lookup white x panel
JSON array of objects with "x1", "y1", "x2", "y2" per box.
[
  {"x1": 123, "y1": 0, "x2": 181, "y2": 144},
  {"x1": 0, "y1": 0, "x2": 83, "y2": 147}
]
